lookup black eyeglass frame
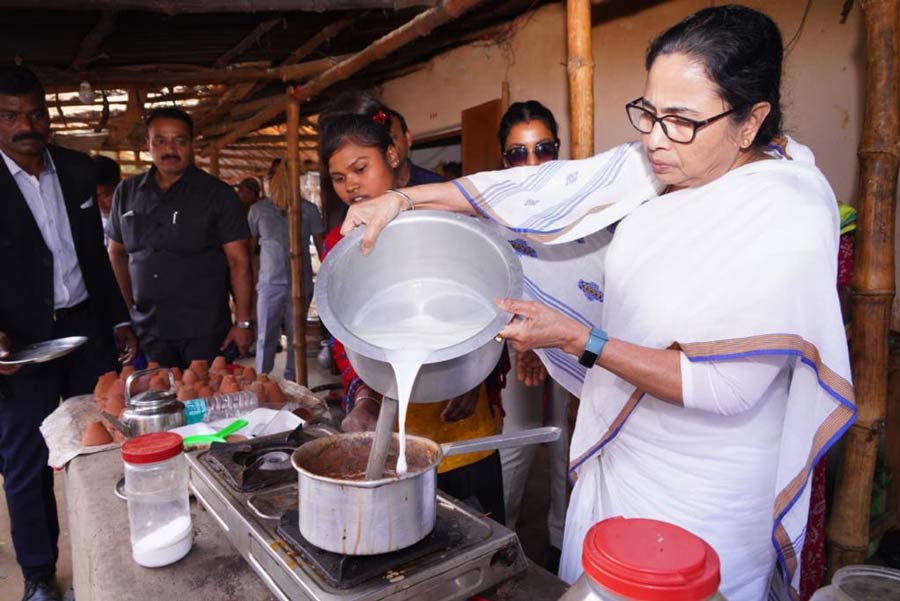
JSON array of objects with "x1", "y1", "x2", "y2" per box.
[
  {"x1": 502, "y1": 140, "x2": 560, "y2": 166},
  {"x1": 625, "y1": 97, "x2": 741, "y2": 144}
]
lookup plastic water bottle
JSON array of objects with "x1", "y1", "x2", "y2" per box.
[{"x1": 182, "y1": 391, "x2": 258, "y2": 424}]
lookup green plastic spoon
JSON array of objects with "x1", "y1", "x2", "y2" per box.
[{"x1": 182, "y1": 418, "x2": 249, "y2": 447}]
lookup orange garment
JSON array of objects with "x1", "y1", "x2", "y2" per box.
[{"x1": 403, "y1": 385, "x2": 496, "y2": 473}]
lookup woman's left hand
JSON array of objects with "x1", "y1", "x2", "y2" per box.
[{"x1": 496, "y1": 298, "x2": 588, "y2": 357}]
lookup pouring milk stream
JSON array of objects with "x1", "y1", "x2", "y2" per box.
[{"x1": 351, "y1": 278, "x2": 496, "y2": 475}]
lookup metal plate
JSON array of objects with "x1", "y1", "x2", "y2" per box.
[
  {"x1": 0, "y1": 336, "x2": 87, "y2": 366},
  {"x1": 114, "y1": 477, "x2": 127, "y2": 501}
]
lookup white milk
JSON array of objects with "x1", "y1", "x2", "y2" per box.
[
  {"x1": 352, "y1": 279, "x2": 495, "y2": 475},
  {"x1": 132, "y1": 515, "x2": 192, "y2": 568}
]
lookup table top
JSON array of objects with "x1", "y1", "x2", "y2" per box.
[{"x1": 64, "y1": 448, "x2": 568, "y2": 601}]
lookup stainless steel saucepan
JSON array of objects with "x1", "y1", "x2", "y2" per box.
[
  {"x1": 290, "y1": 426, "x2": 560, "y2": 555},
  {"x1": 314, "y1": 211, "x2": 523, "y2": 403}
]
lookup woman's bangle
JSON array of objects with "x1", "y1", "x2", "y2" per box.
[
  {"x1": 355, "y1": 395, "x2": 381, "y2": 406},
  {"x1": 387, "y1": 188, "x2": 414, "y2": 212}
]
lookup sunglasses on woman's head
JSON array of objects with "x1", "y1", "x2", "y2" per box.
[{"x1": 503, "y1": 141, "x2": 559, "y2": 167}]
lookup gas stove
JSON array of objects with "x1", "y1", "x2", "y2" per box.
[{"x1": 186, "y1": 427, "x2": 528, "y2": 601}]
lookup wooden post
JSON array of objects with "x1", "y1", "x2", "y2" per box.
[
  {"x1": 286, "y1": 87, "x2": 307, "y2": 386},
  {"x1": 209, "y1": 145, "x2": 220, "y2": 177},
  {"x1": 826, "y1": 0, "x2": 900, "y2": 575},
  {"x1": 567, "y1": 0, "x2": 594, "y2": 159}
]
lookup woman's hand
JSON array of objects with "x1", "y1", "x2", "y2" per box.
[
  {"x1": 440, "y1": 386, "x2": 480, "y2": 423},
  {"x1": 341, "y1": 396, "x2": 381, "y2": 433},
  {"x1": 340, "y1": 192, "x2": 407, "y2": 255},
  {"x1": 517, "y1": 349, "x2": 547, "y2": 387},
  {"x1": 496, "y1": 298, "x2": 589, "y2": 357}
]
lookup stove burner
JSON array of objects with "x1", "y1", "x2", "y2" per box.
[
  {"x1": 202, "y1": 427, "x2": 312, "y2": 492},
  {"x1": 276, "y1": 510, "x2": 464, "y2": 590},
  {"x1": 256, "y1": 450, "x2": 292, "y2": 471}
]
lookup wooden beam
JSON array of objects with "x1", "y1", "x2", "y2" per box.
[
  {"x1": 0, "y1": 1, "x2": 438, "y2": 12},
  {"x1": 215, "y1": 0, "x2": 486, "y2": 150},
  {"x1": 48, "y1": 90, "x2": 217, "y2": 108},
  {"x1": 71, "y1": 11, "x2": 117, "y2": 71},
  {"x1": 236, "y1": 134, "x2": 317, "y2": 143},
  {"x1": 281, "y1": 18, "x2": 352, "y2": 66},
  {"x1": 567, "y1": 0, "x2": 594, "y2": 159},
  {"x1": 826, "y1": 0, "x2": 900, "y2": 576},
  {"x1": 286, "y1": 88, "x2": 307, "y2": 385},
  {"x1": 38, "y1": 54, "x2": 349, "y2": 91},
  {"x1": 193, "y1": 19, "x2": 351, "y2": 135},
  {"x1": 209, "y1": 145, "x2": 220, "y2": 177},
  {"x1": 214, "y1": 18, "x2": 283, "y2": 69}
]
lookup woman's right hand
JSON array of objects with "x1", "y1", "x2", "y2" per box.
[
  {"x1": 340, "y1": 192, "x2": 407, "y2": 255},
  {"x1": 341, "y1": 396, "x2": 381, "y2": 432}
]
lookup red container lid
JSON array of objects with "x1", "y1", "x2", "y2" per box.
[
  {"x1": 121, "y1": 432, "x2": 183, "y2": 464},
  {"x1": 582, "y1": 517, "x2": 720, "y2": 601}
]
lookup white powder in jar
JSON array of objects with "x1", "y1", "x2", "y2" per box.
[{"x1": 132, "y1": 515, "x2": 193, "y2": 568}]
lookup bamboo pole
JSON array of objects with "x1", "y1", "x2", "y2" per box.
[
  {"x1": 194, "y1": 21, "x2": 352, "y2": 136},
  {"x1": 71, "y1": 11, "x2": 117, "y2": 70},
  {"x1": 286, "y1": 88, "x2": 307, "y2": 386},
  {"x1": 0, "y1": 0, "x2": 437, "y2": 12},
  {"x1": 39, "y1": 54, "x2": 348, "y2": 91},
  {"x1": 826, "y1": 0, "x2": 900, "y2": 575},
  {"x1": 209, "y1": 145, "x2": 220, "y2": 177},
  {"x1": 215, "y1": 0, "x2": 486, "y2": 150},
  {"x1": 567, "y1": 0, "x2": 594, "y2": 159}
]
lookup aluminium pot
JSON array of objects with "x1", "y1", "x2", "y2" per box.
[
  {"x1": 314, "y1": 211, "x2": 523, "y2": 402},
  {"x1": 290, "y1": 427, "x2": 560, "y2": 555}
]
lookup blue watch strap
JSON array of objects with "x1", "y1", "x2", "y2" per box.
[{"x1": 578, "y1": 327, "x2": 608, "y2": 368}]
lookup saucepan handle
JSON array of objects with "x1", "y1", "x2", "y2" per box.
[{"x1": 440, "y1": 426, "x2": 560, "y2": 458}]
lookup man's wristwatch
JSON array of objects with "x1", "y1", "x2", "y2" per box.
[
  {"x1": 235, "y1": 320, "x2": 253, "y2": 330},
  {"x1": 578, "y1": 327, "x2": 609, "y2": 368}
]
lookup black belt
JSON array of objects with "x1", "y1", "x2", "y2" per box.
[{"x1": 53, "y1": 300, "x2": 88, "y2": 322}]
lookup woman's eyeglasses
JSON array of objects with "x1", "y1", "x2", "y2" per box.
[
  {"x1": 503, "y1": 141, "x2": 559, "y2": 167},
  {"x1": 625, "y1": 97, "x2": 739, "y2": 144}
]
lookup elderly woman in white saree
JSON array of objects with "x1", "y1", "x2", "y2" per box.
[{"x1": 340, "y1": 6, "x2": 855, "y2": 601}]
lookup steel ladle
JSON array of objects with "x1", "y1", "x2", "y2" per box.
[{"x1": 364, "y1": 396, "x2": 398, "y2": 480}]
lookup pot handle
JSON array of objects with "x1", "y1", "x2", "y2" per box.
[
  {"x1": 440, "y1": 426, "x2": 560, "y2": 458},
  {"x1": 124, "y1": 367, "x2": 177, "y2": 404}
]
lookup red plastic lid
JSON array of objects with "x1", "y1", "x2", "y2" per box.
[
  {"x1": 582, "y1": 517, "x2": 720, "y2": 601},
  {"x1": 121, "y1": 432, "x2": 183, "y2": 464}
]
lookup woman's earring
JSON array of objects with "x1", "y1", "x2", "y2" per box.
[{"x1": 741, "y1": 138, "x2": 751, "y2": 149}]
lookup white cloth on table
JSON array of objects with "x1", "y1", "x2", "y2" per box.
[{"x1": 453, "y1": 139, "x2": 855, "y2": 601}]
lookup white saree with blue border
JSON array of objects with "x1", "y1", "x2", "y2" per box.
[{"x1": 453, "y1": 140, "x2": 854, "y2": 601}]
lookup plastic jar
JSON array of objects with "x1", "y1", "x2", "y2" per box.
[
  {"x1": 122, "y1": 432, "x2": 193, "y2": 568},
  {"x1": 811, "y1": 565, "x2": 900, "y2": 601},
  {"x1": 559, "y1": 517, "x2": 727, "y2": 601}
]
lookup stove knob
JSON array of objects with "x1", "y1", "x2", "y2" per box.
[{"x1": 490, "y1": 544, "x2": 520, "y2": 568}]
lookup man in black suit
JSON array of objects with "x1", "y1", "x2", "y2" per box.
[{"x1": 0, "y1": 65, "x2": 136, "y2": 601}]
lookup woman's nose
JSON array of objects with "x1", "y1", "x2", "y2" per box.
[
  {"x1": 646, "y1": 120, "x2": 669, "y2": 150},
  {"x1": 525, "y1": 149, "x2": 540, "y2": 167}
]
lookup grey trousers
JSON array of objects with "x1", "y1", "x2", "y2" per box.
[{"x1": 255, "y1": 283, "x2": 305, "y2": 382}]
